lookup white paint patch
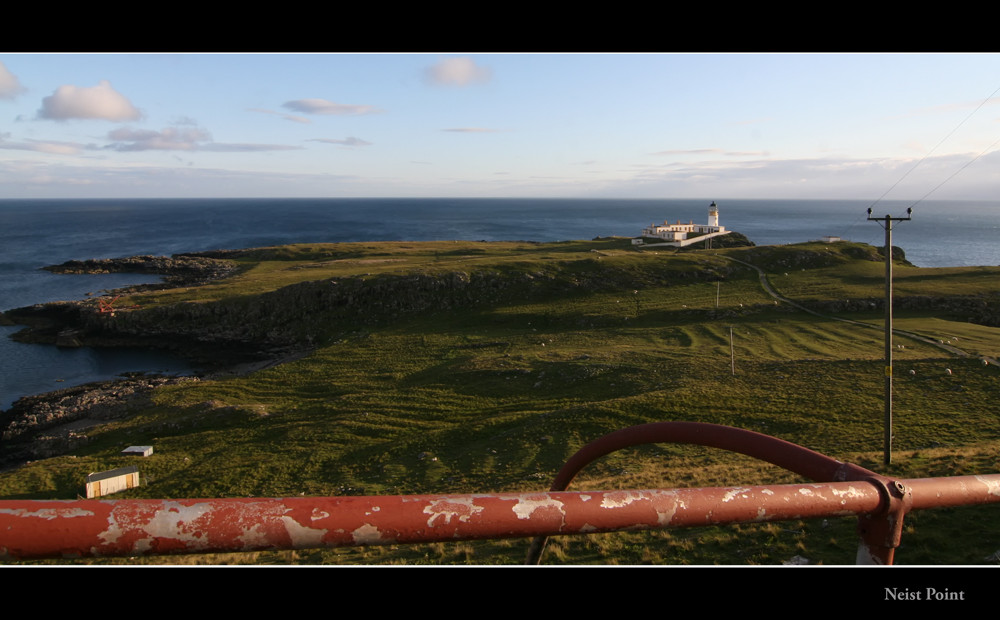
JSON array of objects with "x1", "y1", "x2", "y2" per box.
[
  {"x1": 0, "y1": 507, "x2": 94, "y2": 520},
  {"x1": 580, "y1": 494, "x2": 592, "y2": 502},
  {"x1": 600, "y1": 490, "x2": 653, "y2": 509},
  {"x1": 281, "y1": 517, "x2": 327, "y2": 547},
  {"x1": 653, "y1": 494, "x2": 684, "y2": 526},
  {"x1": 352, "y1": 523, "x2": 386, "y2": 545},
  {"x1": 312, "y1": 510, "x2": 330, "y2": 521},
  {"x1": 721, "y1": 488, "x2": 752, "y2": 503},
  {"x1": 512, "y1": 496, "x2": 566, "y2": 521},
  {"x1": 423, "y1": 498, "x2": 485, "y2": 527},
  {"x1": 830, "y1": 485, "x2": 868, "y2": 499},
  {"x1": 797, "y1": 488, "x2": 815, "y2": 497},
  {"x1": 761, "y1": 489, "x2": 774, "y2": 496},
  {"x1": 237, "y1": 523, "x2": 273, "y2": 547},
  {"x1": 102, "y1": 501, "x2": 213, "y2": 549},
  {"x1": 976, "y1": 475, "x2": 1000, "y2": 497}
]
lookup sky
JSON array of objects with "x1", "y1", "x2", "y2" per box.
[{"x1": 2, "y1": 52, "x2": 1000, "y2": 201}]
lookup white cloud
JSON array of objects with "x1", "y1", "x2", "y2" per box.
[
  {"x1": 652, "y1": 148, "x2": 770, "y2": 158},
  {"x1": 424, "y1": 57, "x2": 492, "y2": 86},
  {"x1": 38, "y1": 80, "x2": 141, "y2": 121},
  {"x1": 441, "y1": 127, "x2": 500, "y2": 133},
  {"x1": 104, "y1": 126, "x2": 301, "y2": 153},
  {"x1": 0, "y1": 61, "x2": 25, "y2": 99},
  {"x1": 652, "y1": 148, "x2": 725, "y2": 156},
  {"x1": 283, "y1": 99, "x2": 380, "y2": 116},
  {"x1": 308, "y1": 137, "x2": 372, "y2": 147},
  {"x1": 0, "y1": 137, "x2": 84, "y2": 155},
  {"x1": 249, "y1": 107, "x2": 312, "y2": 124},
  {"x1": 107, "y1": 126, "x2": 210, "y2": 151}
]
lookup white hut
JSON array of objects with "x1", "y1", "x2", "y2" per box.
[
  {"x1": 85, "y1": 465, "x2": 140, "y2": 499},
  {"x1": 121, "y1": 445, "x2": 153, "y2": 457}
]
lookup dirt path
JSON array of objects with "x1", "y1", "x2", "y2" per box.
[{"x1": 719, "y1": 254, "x2": 994, "y2": 363}]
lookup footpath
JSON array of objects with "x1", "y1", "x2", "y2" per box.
[{"x1": 719, "y1": 254, "x2": 997, "y2": 365}]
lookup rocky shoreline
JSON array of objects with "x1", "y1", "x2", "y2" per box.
[
  {"x1": 42, "y1": 253, "x2": 241, "y2": 287},
  {"x1": 0, "y1": 374, "x2": 199, "y2": 469},
  {"x1": 0, "y1": 252, "x2": 275, "y2": 466},
  {"x1": 5, "y1": 253, "x2": 243, "y2": 349}
]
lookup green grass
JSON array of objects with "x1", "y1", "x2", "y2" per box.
[{"x1": 3, "y1": 238, "x2": 1000, "y2": 565}]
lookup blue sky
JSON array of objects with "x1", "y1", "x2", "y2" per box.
[{"x1": 2, "y1": 53, "x2": 1000, "y2": 200}]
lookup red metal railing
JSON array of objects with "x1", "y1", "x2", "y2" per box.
[{"x1": 1, "y1": 423, "x2": 998, "y2": 564}]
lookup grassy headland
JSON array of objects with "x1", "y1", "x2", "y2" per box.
[{"x1": 2, "y1": 237, "x2": 1000, "y2": 565}]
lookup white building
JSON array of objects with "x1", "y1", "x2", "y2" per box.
[
  {"x1": 122, "y1": 445, "x2": 154, "y2": 457},
  {"x1": 640, "y1": 201, "x2": 726, "y2": 241},
  {"x1": 85, "y1": 465, "x2": 140, "y2": 498}
]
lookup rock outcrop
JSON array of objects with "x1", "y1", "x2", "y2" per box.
[
  {"x1": 44, "y1": 254, "x2": 239, "y2": 288},
  {"x1": 0, "y1": 375, "x2": 198, "y2": 466}
]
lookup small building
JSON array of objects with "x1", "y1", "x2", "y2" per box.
[
  {"x1": 821, "y1": 236, "x2": 841, "y2": 243},
  {"x1": 85, "y1": 465, "x2": 140, "y2": 499},
  {"x1": 122, "y1": 445, "x2": 153, "y2": 457}
]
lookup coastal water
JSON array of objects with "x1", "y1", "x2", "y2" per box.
[{"x1": 3, "y1": 197, "x2": 999, "y2": 410}]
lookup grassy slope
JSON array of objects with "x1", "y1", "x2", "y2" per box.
[{"x1": 3, "y1": 238, "x2": 1000, "y2": 565}]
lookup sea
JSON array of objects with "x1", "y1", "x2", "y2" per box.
[{"x1": 3, "y1": 197, "x2": 1000, "y2": 410}]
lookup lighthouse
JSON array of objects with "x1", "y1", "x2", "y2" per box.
[{"x1": 708, "y1": 201, "x2": 720, "y2": 229}]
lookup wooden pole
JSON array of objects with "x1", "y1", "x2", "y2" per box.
[{"x1": 868, "y1": 208, "x2": 911, "y2": 465}]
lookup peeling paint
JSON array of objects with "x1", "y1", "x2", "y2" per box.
[
  {"x1": 423, "y1": 498, "x2": 485, "y2": 527},
  {"x1": 352, "y1": 523, "x2": 386, "y2": 544},
  {"x1": 100, "y1": 501, "x2": 212, "y2": 547},
  {"x1": 513, "y1": 496, "x2": 566, "y2": 521},
  {"x1": 282, "y1": 516, "x2": 328, "y2": 547},
  {"x1": 0, "y1": 507, "x2": 94, "y2": 520},
  {"x1": 830, "y1": 485, "x2": 868, "y2": 499},
  {"x1": 976, "y1": 475, "x2": 1000, "y2": 497},
  {"x1": 600, "y1": 490, "x2": 654, "y2": 509},
  {"x1": 237, "y1": 523, "x2": 275, "y2": 548},
  {"x1": 721, "y1": 488, "x2": 752, "y2": 503},
  {"x1": 653, "y1": 495, "x2": 683, "y2": 526}
]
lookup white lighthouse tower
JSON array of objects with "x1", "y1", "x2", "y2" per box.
[{"x1": 708, "y1": 201, "x2": 720, "y2": 229}]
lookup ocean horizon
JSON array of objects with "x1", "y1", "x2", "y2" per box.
[{"x1": 3, "y1": 196, "x2": 999, "y2": 409}]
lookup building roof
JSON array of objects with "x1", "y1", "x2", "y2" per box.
[{"x1": 86, "y1": 465, "x2": 139, "y2": 483}]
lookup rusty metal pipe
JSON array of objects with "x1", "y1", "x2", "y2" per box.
[
  {"x1": 3, "y1": 421, "x2": 998, "y2": 564},
  {"x1": 0, "y1": 481, "x2": 886, "y2": 561},
  {"x1": 905, "y1": 475, "x2": 1000, "y2": 509},
  {"x1": 547, "y1": 422, "x2": 877, "y2": 493},
  {"x1": 528, "y1": 421, "x2": 881, "y2": 564}
]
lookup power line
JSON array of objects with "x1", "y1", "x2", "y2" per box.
[
  {"x1": 907, "y1": 134, "x2": 1000, "y2": 210},
  {"x1": 868, "y1": 84, "x2": 1000, "y2": 213}
]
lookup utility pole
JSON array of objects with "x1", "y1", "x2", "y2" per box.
[{"x1": 867, "y1": 207, "x2": 911, "y2": 465}]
